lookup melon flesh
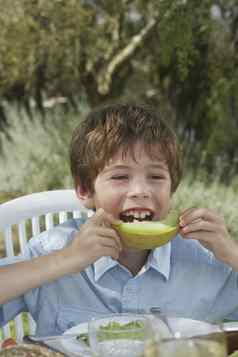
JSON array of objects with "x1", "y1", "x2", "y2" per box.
[{"x1": 113, "y1": 221, "x2": 178, "y2": 250}]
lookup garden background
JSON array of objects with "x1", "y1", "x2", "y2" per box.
[{"x1": 0, "y1": 0, "x2": 238, "y2": 255}]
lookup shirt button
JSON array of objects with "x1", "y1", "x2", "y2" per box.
[{"x1": 150, "y1": 307, "x2": 161, "y2": 314}]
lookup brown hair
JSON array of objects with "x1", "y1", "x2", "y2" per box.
[{"x1": 70, "y1": 104, "x2": 183, "y2": 193}]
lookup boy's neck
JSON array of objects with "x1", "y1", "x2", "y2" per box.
[{"x1": 118, "y1": 249, "x2": 150, "y2": 276}]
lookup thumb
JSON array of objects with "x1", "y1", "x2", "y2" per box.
[{"x1": 90, "y1": 208, "x2": 121, "y2": 227}]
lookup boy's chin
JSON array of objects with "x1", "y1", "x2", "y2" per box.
[{"x1": 120, "y1": 246, "x2": 150, "y2": 255}]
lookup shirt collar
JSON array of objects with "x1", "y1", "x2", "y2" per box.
[
  {"x1": 94, "y1": 242, "x2": 171, "y2": 282},
  {"x1": 94, "y1": 256, "x2": 118, "y2": 282},
  {"x1": 146, "y1": 242, "x2": 171, "y2": 280}
]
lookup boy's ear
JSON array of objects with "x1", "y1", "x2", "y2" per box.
[{"x1": 75, "y1": 184, "x2": 95, "y2": 210}]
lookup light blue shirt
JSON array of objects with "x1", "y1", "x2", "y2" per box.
[{"x1": 1, "y1": 217, "x2": 238, "y2": 336}]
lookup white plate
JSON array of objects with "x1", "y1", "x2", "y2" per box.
[{"x1": 61, "y1": 322, "x2": 92, "y2": 356}]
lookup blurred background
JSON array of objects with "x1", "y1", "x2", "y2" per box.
[{"x1": 0, "y1": 0, "x2": 238, "y2": 245}]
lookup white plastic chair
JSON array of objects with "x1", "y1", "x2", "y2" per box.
[{"x1": 0, "y1": 189, "x2": 92, "y2": 342}]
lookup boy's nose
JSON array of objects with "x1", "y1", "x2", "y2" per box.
[{"x1": 127, "y1": 180, "x2": 151, "y2": 199}]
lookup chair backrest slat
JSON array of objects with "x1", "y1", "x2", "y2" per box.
[
  {"x1": 4, "y1": 227, "x2": 14, "y2": 257},
  {"x1": 2, "y1": 323, "x2": 10, "y2": 340},
  {"x1": 14, "y1": 314, "x2": 24, "y2": 341},
  {"x1": 45, "y1": 212, "x2": 54, "y2": 230},
  {"x1": 18, "y1": 222, "x2": 28, "y2": 254},
  {"x1": 0, "y1": 189, "x2": 92, "y2": 342},
  {"x1": 31, "y1": 216, "x2": 40, "y2": 236},
  {"x1": 73, "y1": 210, "x2": 81, "y2": 219},
  {"x1": 27, "y1": 313, "x2": 36, "y2": 337},
  {"x1": 59, "y1": 211, "x2": 68, "y2": 224}
]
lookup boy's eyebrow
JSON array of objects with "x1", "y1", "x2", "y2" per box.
[
  {"x1": 148, "y1": 163, "x2": 169, "y2": 169},
  {"x1": 104, "y1": 163, "x2": 169, "y2": 172},
  {"x1": 103, "y1": 165, "x2": 129, "y2": 172},
  {"x1": 146, "y1": 164, "x2": 170, "y2": 171}
]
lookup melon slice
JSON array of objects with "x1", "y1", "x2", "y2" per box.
[{"x1": 113, "y1": 211, "x2": 179, "y2": 250}]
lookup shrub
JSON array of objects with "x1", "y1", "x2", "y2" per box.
[
  {"x1": 0, "y1": 101, "x2": 89, "y2": 194},
  {"x1": 173, "y1": 173, "x2": 238, "y2": 239}
]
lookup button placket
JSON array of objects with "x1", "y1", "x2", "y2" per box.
[{"x1": 121, "y1": 279, "x2": 138, "y2": 312}]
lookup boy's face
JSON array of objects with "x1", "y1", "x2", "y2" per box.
[{"x1": 86, "y1": 141, "x2": 172, "y2": 222}]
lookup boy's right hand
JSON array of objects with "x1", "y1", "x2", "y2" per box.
[{"x1": 61, "y1": 208, "x2": 122, "y2": 274}]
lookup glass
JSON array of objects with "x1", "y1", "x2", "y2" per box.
[
  {"x1": 148, "y1": 333, "x2": 227, "y2": 357},
  {"x1": 88, "y1": 314, "x2": 148, "y2": 357},
  {"x1": 144, "y1": 316, "x2": 228, "y2": 357}
]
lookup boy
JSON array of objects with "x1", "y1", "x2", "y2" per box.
[{"x1": 1, "y1": 103, "x2": 238, "y2": 336}]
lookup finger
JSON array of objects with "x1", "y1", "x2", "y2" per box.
[
  {"x1": 104, "y1": 212, "x2": 121, "y2": 226},
  {"x1": 180, "y1": 208, "x2": 205, "y2": 224},
  {"x1": 180, "y1": 218, "x2": 211, "y2": 234},
  {"x1": 180, "y1": 231, "x2": 215, "y2": 252},
  {"x1": 179, "y1": 207, "x2": 195, "y2": 216},
  {"x1": 179, "y1": 207, "x2": 197, "y2": 227},
  {"x1": 98, "y1": 237, "x2": 121, "y2": 257},
  {"x1": 101, "y1": 246, "x2": 120, "y2": 260},
  {"x1": 89, "y1": 208, "x2": 107, "y2": 224},
  {"x1": 181, "y1": 230, "x2": 216, "y2": 244},
  {"x1": 99, "y1": 236, "x2": 120, "y2": 249},
  {"x1": 180, "y1": 208, "x2": 221, "y2": 227},
  {"x1": 89, "y1": 208, "x2": 121, "y2": 227},
  {"x1": 97, "y1": 227, "x2": 122, "y2": 251}
]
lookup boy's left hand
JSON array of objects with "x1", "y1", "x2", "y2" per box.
[{"x1": 179, "y1": 207, "x2": 238, "y2": 271}]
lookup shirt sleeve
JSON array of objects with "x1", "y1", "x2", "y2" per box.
[
  {"x1": 27, "y1": 218, "x2": 81, "y2": 257},
  {"x1": 0, "y1": 218, "x2": 83, "y2": 325},
  {"x1": 0, "y1": 297, "x2": 26, "y2": 327},
  {"x1": 209, "y1": 268, "x2": 238, "y2": 321}
]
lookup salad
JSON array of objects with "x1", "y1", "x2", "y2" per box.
[{"x1": 77, "y1": 320, "x2": 145, "y2": 346}]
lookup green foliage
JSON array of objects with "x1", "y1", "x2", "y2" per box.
[
  {"x1": 0, "y1": 101, "x2": 89, "y2": 194},
  {"x1": 0, "y1": 0, "x2": 92, "y2": 97},
  {"x1": 0, "y1": 0, "x2": 238, "y2": 175}
]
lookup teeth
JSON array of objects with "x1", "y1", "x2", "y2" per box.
[
  {"x1": 140, "y1": 212, "x2": 146, "y2": 219},
  {"x1": 122, "y1": 209, "x2": 152, "y2": 221}
]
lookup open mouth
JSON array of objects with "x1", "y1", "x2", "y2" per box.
[{"x1": 119, "y1": 209, "x2": 154, "y2": 223}]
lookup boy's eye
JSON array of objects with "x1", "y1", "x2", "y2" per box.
[
  {"x1": 150, "y1": 175, "x2": 165, "y2": 180},
  {"x1": 111, "y1": 175, "x2": 128, "y2": 180}
]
